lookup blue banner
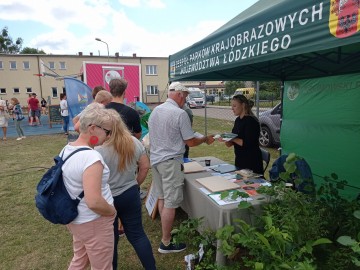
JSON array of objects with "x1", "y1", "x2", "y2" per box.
[{"x1": 64, "y1": 77, "x2": 93, "y2": 130}]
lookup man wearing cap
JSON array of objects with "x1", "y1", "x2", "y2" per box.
[
  {"x1": 28, "y1": 93, "x2": 40, "y2": 126},
  {"x1": 148, "y1": 81, "x2": 215, "y2": 254}
]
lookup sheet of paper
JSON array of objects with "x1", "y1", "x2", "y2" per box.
[
  {"x1": 184, "y1": 161, "x2": 206, "y2": 174},
  {"x1": 196, "y1": 175, "x2": 240, "y2": 192},
  {"x1": 199, "y1": 187, "x2": 211, "y2": 195},
  {"x1": 208, "y1": 191, "x2": 253, "y2": 206}
]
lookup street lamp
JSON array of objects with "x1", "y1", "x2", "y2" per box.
[{"x1": 95, "y1": 37, "x2": 109, "y2": 61}]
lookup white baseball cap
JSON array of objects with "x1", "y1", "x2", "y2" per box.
[{"x1": 168, "y1": 82, "x2": 190, "y2": 93}]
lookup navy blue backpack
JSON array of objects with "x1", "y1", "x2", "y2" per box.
[
  {"x1": 269, "y1": 154, "x2": 315, "y2": 195},
  {"x1": 35, "y1": 148, "x2": 90, "y2": 224}
]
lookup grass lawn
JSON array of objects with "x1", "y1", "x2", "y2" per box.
[{"x1": 0, "y1": 116, "x2": 280, "y2": 269}]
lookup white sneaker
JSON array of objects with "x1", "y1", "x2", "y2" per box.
[
  {"x1": 22, "y1": 136, "x2": 26, "y2": 139},
  {"x1": 16, "y1": 137, "x2": 22, "y2": 141}
]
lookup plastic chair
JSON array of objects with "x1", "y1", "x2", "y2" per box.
[{"x1": 261, "y1": 148, "x2": 271, "y2": 172}]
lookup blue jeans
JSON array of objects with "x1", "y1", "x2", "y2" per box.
[
  {"x1": 15, "y1": 120, "x2": 25, "y2": 137},
  {"x1": 62, "y1": 115, "x2": 69, "y2": 133},
  {"x1": 112, "y1": 185, "x2": 156, "y2": 270}
]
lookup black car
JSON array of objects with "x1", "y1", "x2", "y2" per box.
[{"x1": 259, "y1": 103, "x2": 281, "y2": 147}]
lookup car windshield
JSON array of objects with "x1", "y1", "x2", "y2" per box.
[{"x1": 189, "y1": 92, "x2": 203, "y2": 98}]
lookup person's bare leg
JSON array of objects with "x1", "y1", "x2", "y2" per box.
[
  {"x1": 158, "y1": 199, "x2": 164, "y2": 216},
  {"x1": 160, "y1": 207, "x2": 175, "y2": 244},
  {"x1": 2, "y1": 127, "x2": 6, "y2": 140}
]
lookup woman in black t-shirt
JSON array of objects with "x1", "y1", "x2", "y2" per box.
[{"x1": 219, "y1": 95, "x2": 263, "y2": 174}]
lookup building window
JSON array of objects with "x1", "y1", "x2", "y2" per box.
[
  {"x1": 23, "y1": 61, "x2": 30, "y2": 69},
  {"x1": 52, "y1": 87, "x2": 58, "y2": 98},
  {"x1": 146, "y1": 85, "x2": 158, "y2": 95},
  {"x1": 10, "y1": 61, "x2": 17, "y2": 69},
  {"x1": 26, "y1": 87, "x2": 32, "y2": 93},
  {"x1": 59, "y1": 61, "x2": 66, "y2": 70},
  {"x1": 49, "y1": 61, "x2": 55, "y2": 69},
  {"x1": 0, "y1": 61, "x2": 3, "y2": 69},
  {"x1": 63, "y1": 87, "x2": 66, "y2": 94},
  {"x1": 13, "y1": 88, "x2": 20, "y2": 94},
  {"x1": 146, "y1": 65, "x2": 157, "y2": 75},
  {"x1": 0, "y1": 88, "x2": 6, "y2": 94}
]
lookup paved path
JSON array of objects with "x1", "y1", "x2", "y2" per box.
[{"x1": 3, "y1": 115, "x2": 64, "y2": 139}]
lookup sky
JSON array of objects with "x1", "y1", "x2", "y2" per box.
[{"x1": 0, "y1": 0, "x2": 259, "y2": 57}]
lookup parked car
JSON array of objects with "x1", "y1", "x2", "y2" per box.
[
  {"x1": 187, "y1": 88, "x2": 205, "y2": 108},
  {"x1": 222, "y1": 95, "x2": 230, "y2": 101},
  {"x1": 258, "y1": 103, "x2": 281, "y2": 147},
  {"x1": 206, "y1": 94, "x2": 215, "y2": 103}
]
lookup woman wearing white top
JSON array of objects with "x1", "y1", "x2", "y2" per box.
[
  {"x1": 60, "y1": 93, "x2": 69, "y2": 135},
  {"x1": 61, "y1": 103, "x2": 117, "y2": 270},
  {"x1": 0, "y1": 99, "x2": 9, "y2": 141}
]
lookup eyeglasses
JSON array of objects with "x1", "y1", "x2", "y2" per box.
[{"x1": 91, "y1": 124, "x2": 111, "y2": 136}]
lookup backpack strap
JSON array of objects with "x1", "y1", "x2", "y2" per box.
[
  {"x1": 62, "y1": 147, "x2": 92, "y2": 200},
  {"x1": 63, "y1": 147, "x2": 92, "y2": 163}
]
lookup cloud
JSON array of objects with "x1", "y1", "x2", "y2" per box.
[
  {"x1": 118, "y1": 0, "x2": 140, "y2": 8},
  {"x1": 118, "y1": 0, "x2": 165, "y2": 8},
  {"x1": 0, "y1": 0, "x2": 227, "y2": 57},
  {"x1": 146, "y1": 0, "x2": 165, "y2": 8}
]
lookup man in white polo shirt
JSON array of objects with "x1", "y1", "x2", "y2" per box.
[{"x1": 148, "y1": 81, "x2": 215, "y2": 254}]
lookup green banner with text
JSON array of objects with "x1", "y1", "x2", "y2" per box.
[{"x1": 282, "y1": 73, "x2": 360, "y2": 198}]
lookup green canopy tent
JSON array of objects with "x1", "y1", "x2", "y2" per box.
[{"x1": 169, "y1": 0, "x2": 360, "y2": 198}]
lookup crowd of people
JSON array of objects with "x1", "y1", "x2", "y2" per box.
[
  {"x1": 0, "y1": 93, "x2": 50, "y2": 141},
  {"x1": 2, "y1": 79, "x2": 263, "y2": 269}
]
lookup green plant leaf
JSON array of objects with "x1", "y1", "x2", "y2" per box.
[
  {"x1": 279, "y1": 263, "x2": 292, "y2": 269},
  {"x1": 255, "y1": 232, "x2": 271, "y2": 249},
  {"x1": 312, "y1": 238, "x2": 332, "y2": 246},
  {"x1": 254, "y1": 262, "x2": 264, "y2": 270},
  {"x1": 337, "y1": 236, "x2": 357, "y2": 246},
  {"x1": 238, "y1": 201, "x2": 252, "y2": 209},
  {"x1": 220, "y1": 191, "x2": 230, "y2": 200},
  {"x1": 330, "y1": 173, "x2": 338, "y2": 180},
  {"x1": 353, "y1": 210, "x2": 360, "y2": 220},
  {"x1": 286, "y1": 153, "x2": 297, "y2": 162}
]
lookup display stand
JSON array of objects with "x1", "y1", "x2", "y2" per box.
[
  {"x1": 145, "y1": 181, "x2": 158, "y2": 220},
  {"x1": 48, "y1": 105, "x2": 62, "y2": 128}
]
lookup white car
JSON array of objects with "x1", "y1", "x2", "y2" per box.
[{"x1": 186, "y1": 91, "x2": 205, "y2": 108}]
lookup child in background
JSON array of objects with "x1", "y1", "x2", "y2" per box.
[{"x1": 10, "y1": 98, "x2": 26, "y2": 140}]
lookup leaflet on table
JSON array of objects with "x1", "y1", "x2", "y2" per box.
[
  {"x1": 243, "y1": 179, "x2": 272, "y2": 186},
  {"x1": 199, "y1": 187, "x2": 211, "y2": 195},
  {"x1": 218, "y1": 133, "x2": 238, "y2": 142},
  {"x1": 210, "y1": 172, "x2": 235, "y2": 179},
  {"x1": 208, "y1": 190, "x2": 253, "y2": 206},
  {"x1": 241, "y1": 184, "x2": 260, "y2": 196},
  {"x1": 211, "y1": 164, "x2": 237, "y2": 173}
]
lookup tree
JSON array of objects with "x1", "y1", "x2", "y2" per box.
[
  {"x1": 259, "y1": 81, "x2": 282, "y2": 100},
  {"x1": 21, "y1": 47, "x2": 46, "y2": 54},
  {"x1": 224, "y1": 81, "x2": 245, "y2": 95},
  {"x1": 0, "y1": 27, "x2": 23, "y2": 54}
]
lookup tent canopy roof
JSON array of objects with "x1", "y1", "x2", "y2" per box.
[{"x1": 169, "y1": 0, "x2": 360, "y2": 81}]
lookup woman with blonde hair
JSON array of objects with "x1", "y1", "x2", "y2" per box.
[
  {"x1": 219, "y1": 94, "x2": 263, "y2": 174},
  {"x1": 0, "y1": 99, "x2": 9, "y2": 141},
  {"x1": 96, "y1": 109, "x2": 156, "y2": 270},
  {"x1": 61, "y1": 103, "x2": 117, "y2": 270},
  {"x1": 10, "y1": 98, "x2": 26, "y2": 140}
]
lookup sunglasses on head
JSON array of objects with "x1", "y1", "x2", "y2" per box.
[{"x1": 90, "y1": 124, "x2": 111, "y2": 136}]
